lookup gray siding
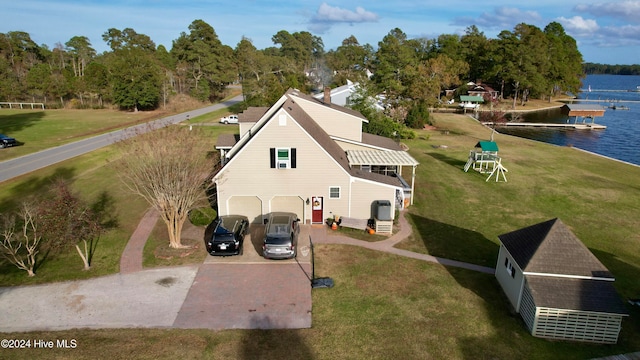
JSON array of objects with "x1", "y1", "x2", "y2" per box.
[
  {"x1": 495, "y1": 245, "x2": 525, "y2": 311},
  {"x1": 520, "y1": 283, "x2": 537, "y2": 332}
]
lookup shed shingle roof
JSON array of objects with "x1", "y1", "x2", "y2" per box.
[
  {"x1": 526, "y1": 276, "x2": 629, "y2": 315},
  {"x1": 498, "y1": 218, "x2": 613, "y2": 278}
]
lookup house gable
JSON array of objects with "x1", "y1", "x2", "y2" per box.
[{"x1": 290, "y1": 90, "x2": 367, "y2": 143}]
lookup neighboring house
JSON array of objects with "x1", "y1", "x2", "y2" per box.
[
  {"x1": 495, "y1": 218, "x2": 629, "y2": 344},
  {"x1": 467, "y1": 82, "x2": 499, "y2": 101},
  {"x1": 213, "y1": 89, "x2": 418, "y2": 231},
  {"x1": 313, "y1": 80, "x2": 385, "y2": 111}
]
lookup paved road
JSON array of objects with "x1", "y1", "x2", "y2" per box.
[{"x1": 0, "y1": 95, "x2": 243, "y2": 183}]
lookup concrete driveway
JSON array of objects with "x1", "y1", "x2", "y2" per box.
[
  {"x1": 0, "y1": 266, "x2": 199, "y2": 332},
  {"x1": 0, "y1": 225, "x2": 313, "y2": 332}
]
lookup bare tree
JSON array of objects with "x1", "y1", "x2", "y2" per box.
[
  {"x1": 116, "y1": 124, "x2": 217, "y2": 248},
  {"x1": 0, "y1": 203, "x2": 41, "y2": 277},
  {"x1": 38, "y1": 179, "x2": 102, "y2": 270}
]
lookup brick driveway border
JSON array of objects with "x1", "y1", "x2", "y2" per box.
[{"x1": 173, "y1": 224, "x2": 313, "y2": 330}]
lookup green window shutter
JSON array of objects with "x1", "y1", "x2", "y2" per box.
[{"x1": 291, "y1": 148, "x2": 296, "y2": 168}]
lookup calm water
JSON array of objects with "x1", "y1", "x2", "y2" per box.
[{"x1": 497, "y1": 74, "x2": 640, "y2": 166}]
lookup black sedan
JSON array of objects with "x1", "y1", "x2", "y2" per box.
[
  {"x1": 0, "y1": 134, "x2": 17, "y2": 148},
  {"x1": 204, "y1": 215, "x2": 249, "y2": 256}
]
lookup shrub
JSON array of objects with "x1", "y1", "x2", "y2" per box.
[
  {"x1": 188, "y1": 207, "x2": 217, "y2": 226},
  {"x1": 405, "y1": 101, "x2": 431, "y2": 128}
]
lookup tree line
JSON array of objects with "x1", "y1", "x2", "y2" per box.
[
  {"x1": 1, "y1": 19, "x2": 584, "y2": 119},
  {"x1": 583, "y1": 63, "x2": 640, "y2": 75}
]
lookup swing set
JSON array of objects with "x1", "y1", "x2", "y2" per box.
[{"x1": 463, "y1": 141, "x2": 508, "y2": 182}]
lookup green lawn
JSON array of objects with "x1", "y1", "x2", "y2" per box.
[
  {"x1": 0, "y1": 86, "x2": 242, "y2": 161},
  {"x1": 0, "y1": 110, "x2": 639, "y2": 359},
  {"x1": 0, "y1": 109, "x2": 169, "y2": 161},
  {"x1": 0, "y1": 124, "x2": 236, "y2": 285},
  {"x1": 398, "y1": 114, "x2": 640, "y2": 298}
]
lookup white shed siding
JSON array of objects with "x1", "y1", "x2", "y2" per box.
[
  {"x1": 495, "y1": 245, "x2": 525, "y2": 312},
  {"x1": 293, "y1": 97, "x2": 362, "y2": 142},
  {"x1": 532, "y1": 308, "x2": 624, "y2": 344},
  {"x1": 216, "y1": 110, "x2": 351, "y2": 223}
]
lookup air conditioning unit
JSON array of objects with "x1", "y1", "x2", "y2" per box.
[{"x1": 374, "y1": 200, "x2": 392, "y2": 221}]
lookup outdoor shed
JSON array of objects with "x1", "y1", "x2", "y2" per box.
[{"x1": 495, "y1": 218, "x2": 629, "y2": 344}]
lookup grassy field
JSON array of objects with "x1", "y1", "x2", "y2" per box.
[
  {"x1": 1, "y1": 108, "x2": 639, "y2": 359},
  {"x1": 0, "y1": 87, "x2": 242, "y2": 162},
  {"x1": 0, "y1": 109, "x2": 172, "y2": 161},
  {"x1": 0, "y1": 120, "x2": 236, "y2": 285}
]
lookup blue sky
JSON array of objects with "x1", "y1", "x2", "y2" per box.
[{"x1": 1, "y1": 0, "x2": 639, "y2": 64}]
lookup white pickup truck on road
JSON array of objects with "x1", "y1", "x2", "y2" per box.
[{"x1": 219, "y1": 115, "x2": 239, "y2": 124}]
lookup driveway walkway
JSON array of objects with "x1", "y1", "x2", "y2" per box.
[
  {"x1": 0, "y1": 210, "x2": 494, "y2": 333},
  {"x1": 312, "y1": 212, "x2": 495, "y2": 275}
]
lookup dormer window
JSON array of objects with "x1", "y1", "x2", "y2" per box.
[{"x1": 270, "y1": 148, "x2": 297, "y2": 169}]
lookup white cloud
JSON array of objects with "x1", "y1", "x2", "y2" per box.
[
  {"x1": 309, "y1": 3, "x2": 379, "y2": 34},
  {"x1": 575, "y1": 1, "x2": 640, "y2": 23},
  {"x1": 556, "y1": 16, "x2": 600, "y2": 36},
  {"x1": 452, "y1": 7, "x2": 542, "y2": 30}
]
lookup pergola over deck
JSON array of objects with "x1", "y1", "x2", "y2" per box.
[
  {"x1": 346, "y1": 149, "x2": 419, "y2": 206},
  {"x1": 561, "y1": 104, "x2": 605, "y2": 123}
]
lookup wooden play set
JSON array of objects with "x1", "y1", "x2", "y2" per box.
[{"x1": 464, "y1": 141, "x2": 508, "y2": 182}]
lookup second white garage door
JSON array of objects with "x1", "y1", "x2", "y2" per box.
[{"x1": 270, "y1": 196, "x2": 304, "y2": 221}]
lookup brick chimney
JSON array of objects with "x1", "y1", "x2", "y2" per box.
[{"x1": 323, "y1": 87, "x2": 331, "y2": 104}]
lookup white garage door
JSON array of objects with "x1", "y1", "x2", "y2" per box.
[
  {"x1": 228, "y1": 196, "x2": 263, "y2": 224},
  {"x1": 270, "y1": 196, "x2": 304, "y2": 220}
]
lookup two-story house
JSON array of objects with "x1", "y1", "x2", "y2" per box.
[{"x1": 213, "y1": 89, "x2": 418, "y2": 231}]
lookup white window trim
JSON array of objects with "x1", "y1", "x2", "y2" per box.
[
  {"x1": 277, "y1": 147, "x2": 291, "y2": 169},
  {"x1": 505, "y1": 258, "x2": 515, "y2": 278},
  {"x1": 329, "y1": 186, "x2": 341, "y2": 199}
]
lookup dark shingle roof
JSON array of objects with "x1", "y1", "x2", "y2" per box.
[
  {"x1": 238, "y1": 107, "x2": 269, "y2": 122},
  {"x1": 283, "y1": 90, "x2": 402, "y2": 188},
  {"x1": 361, "y1": 133, "x2": 403, "y2": 151},
  {"x1": 215, "y1": 134, "x2": 239, "y2": 148},
  {"x1": 526, "y1": 276, "x2": 629, "y2": 315},
  {"x1": 498, "y1": 218, "x2": 613, "y2": 278}
]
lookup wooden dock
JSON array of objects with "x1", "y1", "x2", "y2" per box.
[{"x1": 482, "y1": 122, "x2": 606, "y2": 130}]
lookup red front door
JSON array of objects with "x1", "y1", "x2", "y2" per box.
[{"x1": 311, "y1": 196, "x2": 323, "y2": 223}]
